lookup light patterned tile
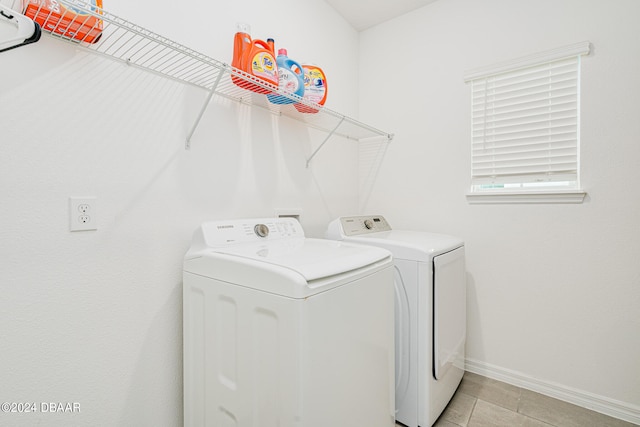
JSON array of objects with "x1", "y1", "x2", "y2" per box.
[
  {"x1": 468, "y1": 399, "x2": 553, "y2": 427},
  {"x1": 434, "y1": 419, "x2": 462, "y2": 427},
  {"x1": 458, "y1": 372, "x2": 522, "y2": 411},
  {"x1": 518, "y1": 389, "x2": 637, "y2": 427},
  {"x1": 437, "y1": 391, "x2": 476, "y2": 426},
  {"x1": 396, "y1": 373, "x2": 634, "y2": 427}
]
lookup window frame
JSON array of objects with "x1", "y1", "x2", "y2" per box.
[{"x1": 464, "y1": 42, "x2": 590, "y2": 204}]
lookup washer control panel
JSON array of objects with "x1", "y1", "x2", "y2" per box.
[
  {"x1": 338, "y1": 215, "x2": 391, "y2": 236},
  {"x1": 197, "y1": 218, "x2": 304, "y2": 247}
]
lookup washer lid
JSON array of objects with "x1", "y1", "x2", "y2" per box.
[
  {"x1": 184, "y1": 238, "x2": 391, "y2": 298},
  {"x1": 184, "y1": 218, "x2": 392, "y2": 297},
  {"x1": 208, "y1": 237, "x2": 389, "y2": 282}
]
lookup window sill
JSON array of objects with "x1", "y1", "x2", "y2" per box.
[{"x1": 466, "y1": 190, "x2": 587, "y2": 204}]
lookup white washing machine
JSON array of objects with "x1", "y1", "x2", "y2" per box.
[
  {"x1": 183, "y1": 217, "x2": 395, "y2": 427},
  {"x1": 327, "y1": 215, "x2": 466, "y2": 427}
]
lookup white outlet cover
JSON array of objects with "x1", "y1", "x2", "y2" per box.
[{"x1": 69, "y1": 197, "x2": 97, "y2": 231}]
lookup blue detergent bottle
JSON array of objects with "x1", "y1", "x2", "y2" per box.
[{"x1": 267, "y1": 49, "x2": 305, "y2": 105}]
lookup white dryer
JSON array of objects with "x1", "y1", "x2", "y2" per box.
[
  {"x1": 327, "y1": 215, "x2": 466, "y2": 427},
  {"x1": 183, "y1": 217, "x2": 395, "y2": 427}
]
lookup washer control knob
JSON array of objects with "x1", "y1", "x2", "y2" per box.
[
  {"x1": 254, "y1": 223, "x2": 269, "y2": 238},
  {"x1": 364, "y1": 219, "x2": 374, "y2": 230}
]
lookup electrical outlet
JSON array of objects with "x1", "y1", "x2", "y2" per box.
[{"x1": 69, "y1": 197, "x2": 97, "y2": 231}]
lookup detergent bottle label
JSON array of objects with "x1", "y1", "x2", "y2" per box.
[
  {"x1": 304, "y1": 68, "x2": 326, "y2": 103},
  {"x1": 278, "y1": 68, "x2": 300, "y2": 93},
  {"x1": 251, "y1": 52, "x2": 278, "y2": 82}
]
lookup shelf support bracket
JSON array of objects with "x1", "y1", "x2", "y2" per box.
[
  {"x1": 305, "y1": 117, "x2": 345, "y2": 168},
  {"x1": 185, "y1": 70, "x2": 225, "y2": 149}
]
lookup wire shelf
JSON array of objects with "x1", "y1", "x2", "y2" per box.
[{"x1": 26, "y1": 0, "x2": 393, "y2": 159}]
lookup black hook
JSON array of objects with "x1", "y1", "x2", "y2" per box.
[{"x1": 0, "y1": 10, "x2": 14, "y2": 20}]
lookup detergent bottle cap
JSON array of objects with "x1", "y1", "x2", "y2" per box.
[
  {"x1": 278, "y1": 48, "x2": 288, "y2": 56},
  {"x1": 236, "y1": 22, "x2": 250, "y2": 33}
]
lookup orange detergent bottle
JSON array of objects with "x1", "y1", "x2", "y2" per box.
[
  {"x1": 294, "y1": 64, "x2": 328, "y2": 113},
  {"x1": 231, "y1": 23, "x2": 278, "y2": 94}
]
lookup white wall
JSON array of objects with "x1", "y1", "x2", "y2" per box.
[
  {"x1": 359, "y1": 0, "x2": 640, "y2": 420},
  {"x1": 0, "y1": 0, "x2": 360, "y2": 425},
  {"x1": 3, "y1": 0, "x2": 639, "y2": 425}
]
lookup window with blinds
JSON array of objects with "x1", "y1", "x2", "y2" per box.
[{"x1": 465, "y1": 42, "x2": 590, "y2": 194}]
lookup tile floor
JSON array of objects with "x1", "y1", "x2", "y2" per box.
[{"x1": 396, "y1": 372, "x2": 637, "y2": 427}]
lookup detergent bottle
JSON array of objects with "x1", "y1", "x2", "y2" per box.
[
  {"x1": 295, "y1": 64, "x2": 328, "y2": 113},
  {"x1": 267, "y1": 48, "x2": 305, "y2": 105},
  {"x1": 231, "y1": 23, "x2": 278, "y2": 94},
  {"x1": 232, "y1": 22, "x2": 251, "y2": 71}
]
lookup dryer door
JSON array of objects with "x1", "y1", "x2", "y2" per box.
[{"x1": 433, "y1": 246, "x2": 466, "y2": 380}]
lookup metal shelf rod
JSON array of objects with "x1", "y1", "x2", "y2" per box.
[
  {"x1": 186, "y1": 70, "x2": 225, "y2": 149},
  {"x1": 306, "y1": 117, "x2": 344, "y2": 168}
]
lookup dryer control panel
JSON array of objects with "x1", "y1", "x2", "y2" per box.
[{"x1": 335, "y1": 215, "x2": 392, "y2": 236}]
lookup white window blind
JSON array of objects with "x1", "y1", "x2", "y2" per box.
[{"x1": 465, "y1": 42, "x2": 590, "y2": 191}]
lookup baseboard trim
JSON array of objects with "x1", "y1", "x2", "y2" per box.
[{"x1": 465, "y1": 358, "x2": 640, "y2": 425}]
